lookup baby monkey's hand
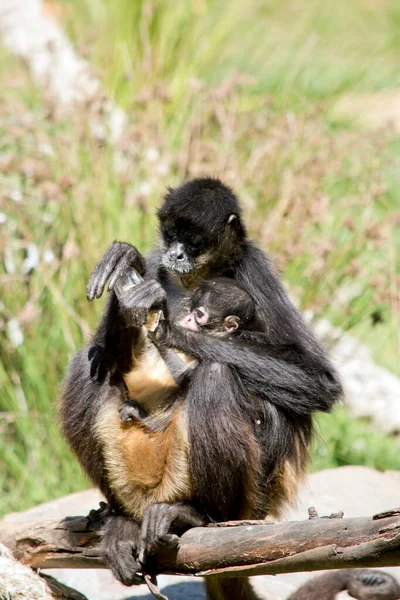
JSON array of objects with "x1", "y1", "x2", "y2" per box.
[
  {"x1": 119, "y1": 400, "x2": 144, "y2": 423},
  {"x1": 147, "y1": 318, "x2": 170, "y2": 345}
]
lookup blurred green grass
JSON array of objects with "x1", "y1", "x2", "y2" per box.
[{"x1": 0, "y1": 0, "x2": 399, "y2": 516}]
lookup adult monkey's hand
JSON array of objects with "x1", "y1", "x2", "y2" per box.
[
  {"x1": 86, "y1": 240, "x2": 167, "y2": 327},
  {"x1": 117, "y1": 279, "x2": 167, "y2": 328},
  {"x1": 86, "y1": 241, "x2": 146, "y2": 301}
]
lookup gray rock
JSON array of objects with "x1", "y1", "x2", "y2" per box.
[{"x1": 307, "y1": 315, "x2": 400, "y2": 435}]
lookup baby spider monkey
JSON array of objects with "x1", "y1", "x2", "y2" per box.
[{"x1": 119, "y1": 277, "x2": 258, "y2": 431}]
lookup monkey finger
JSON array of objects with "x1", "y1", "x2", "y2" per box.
[
  {"x1": 109, "y1": 555, "x2": 143, "y2": 586},
  {"x1": 87, "y1": 264, "x2": 114, "y2": 302},
  {"x1": 114, "y1": 564, "x2": 143, "y2": 587},
  {"x1": 107, "y1": 249, "x2": 140, "y2": 292},
  {"x1": 135, "y1": 281, "x2": 166, "y2": 309},
  {"x1": 92, "y1": 253, "x2": 124, "y2": 300},
  {"x1": 139, "y1": 503, "x2": 183, "y2": 564},
  {"x1": 119, "y1": 280, "x2": 166, "y2": 312},
  {"x1": 87, "y1": 242, "x2": 144, "y2": 301},
  {"x1": 86, "y1": 244, "x2": 122, "y2": 301},
  {"x1": 86, "y1": 270, "x2": 103, "y2": 302},
  {"x1": 139, "y1": 508, "x2": 162, "y2": 564},
  {"x1": 104, "y1": 539, "x2": 144, "y2": 586}
]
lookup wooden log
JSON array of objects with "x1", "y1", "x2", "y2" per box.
[{"x1": 1, "y1": 509, "x2": 400, "y2": 578}]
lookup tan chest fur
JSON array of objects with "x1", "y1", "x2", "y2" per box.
[
  {"x1": 123, "y1": 341, "x2": 177, "y2": 412},
  {"x1": 122, "y1": 334, "x2": 194, "y2": 413},
  {"x1": 95, "y1": 399, "x2": 192, "y2": 520}
]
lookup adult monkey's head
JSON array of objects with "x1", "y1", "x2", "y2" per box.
[{"x1": 158, "y1": 178, "x2": 246, "y2": 282}]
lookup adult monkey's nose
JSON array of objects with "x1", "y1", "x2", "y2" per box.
[{"x1": 168, "y1": 243, "x2": 186, "y2": 261}]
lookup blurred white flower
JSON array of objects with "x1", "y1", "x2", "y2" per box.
[
  {"x1": 139, "y1": 181, "x2": 151, "y2": 196},
  {"x1": 0, "y1": 212, "x2": 7, "y2": 223},
  {"x1": 7, "y1": 220, "x2": 17, "y2": 233},
  {"x1": 109, "y1": 106, "x2": 128, "y2": 144},
  {"x1": 146, "y1": 147, "x2": 160, "y2": 163},
  {"x1": 4, "y1": 247, "x2": 15, "y2": 274},
  {"x1": 10, "y1": 189, "x2": 22, "y2": 202},
  {"x1": 43, "y1": 249, "x2": 55, "y2": 263},
  {"x1": 39, "y1": 143, "x2": 54, "y2": 156},
  {"x1": 42, "y1": 213, "x2": 55, "y2": 223},
  {"x1": 21, "y1": 243, "x2": 39, "y2": 274},
  {"x1": 156, "y1": 161, "x2": 169, "y2": 176},
  {"x1": 7, "y1": 319, "x2": 23, "y2": 348}
]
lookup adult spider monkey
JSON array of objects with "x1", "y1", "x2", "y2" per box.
[{"x1": 60, "y1": 177, "x2": 342, "y2": 600}]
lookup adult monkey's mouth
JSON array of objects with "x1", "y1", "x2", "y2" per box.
[{"x1": 162, "y1": 256, "x2": 194, "y2": 275}]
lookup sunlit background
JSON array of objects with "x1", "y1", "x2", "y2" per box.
[{"x1": 0, "y1": 0, "x2": 399, "y2": 517}]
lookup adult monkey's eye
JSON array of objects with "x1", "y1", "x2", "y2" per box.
[
  {"x1": 191, "y1": 236, "x2": 203, "y2": 249},
  {"x1": 184, "y1": 234, "x2": 204, "y2": 253},
  {"x1": 163, "y1": 229, "x2": 175, "y2": 243},
  {"x1": 196, "y1": 309, "x2": 204, "y2": 319}
]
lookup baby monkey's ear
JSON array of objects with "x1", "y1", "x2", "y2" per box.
[{"x1": 224, "y1": 315, "x2": 240, "y2": 332}]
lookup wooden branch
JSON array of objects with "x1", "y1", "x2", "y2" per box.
[{"x1": 1, "y1": 509, "x2": 400, "y2": 579}]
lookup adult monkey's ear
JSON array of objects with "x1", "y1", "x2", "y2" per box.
[
  {"x1": 224, "y1": 315, "x2": 240, "y2": 332},
  {"x1": 226, "y1": 212, "x2": 246, "y2": 239}
]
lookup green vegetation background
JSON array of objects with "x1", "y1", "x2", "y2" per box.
[{"x1": 1, "y1": 0, "x2": 399, "y2": 517}]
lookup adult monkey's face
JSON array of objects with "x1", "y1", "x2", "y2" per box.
[{"x1": 158, "y1": 178, "x2": 245, "y2": 277}]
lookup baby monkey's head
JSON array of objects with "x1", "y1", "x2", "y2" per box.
[{"x1": 182, "y1": 278, "x2": 256, "y2": 337}]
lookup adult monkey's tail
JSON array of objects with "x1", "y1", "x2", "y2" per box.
[{"x1": 205, "y1": 577, "x2": 264, "y2": 600}]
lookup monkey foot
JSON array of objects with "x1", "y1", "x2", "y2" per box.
[
  {"x1": 102, "y1": 515, "x2": 143, "y2": 586},
  {"x1": 138, "y1": 502, "x2": 206, "y2": 564},
  {"x1": 87, "y1": 501, "x2": 110, "y2": 524}
]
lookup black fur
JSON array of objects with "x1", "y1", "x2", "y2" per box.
[
  {"x1": 60, "y1": 177, "x2": 342, "y2": 598},
  {"x1": 186, "y1": 362, "x2": 261, "y2": 521}
]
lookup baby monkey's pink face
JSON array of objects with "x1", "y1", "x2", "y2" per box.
[
  {"x1": 179, "y1": 278, "x2": 256, "y2": 337},
  {"x1": 183, "y1": 307, "x2": 209, "y2": 332},
  {"x1": 182, "y1": 305, "x2": 239, "y2": 336}
]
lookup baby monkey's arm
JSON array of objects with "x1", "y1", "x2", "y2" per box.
[
  {"x1": 156, "y1": 344, "x2": 195, "y2": 387},
  {"x1": 118, "y1": 325, "x2": 196, "y2": 431},
  {"x1": 148, "y1": 326, "x2": 196, "y2": 388}
]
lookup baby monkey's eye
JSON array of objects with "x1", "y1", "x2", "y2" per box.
[{"x1": 195, "y1": 307, "x2": 209, "y2": 326}]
